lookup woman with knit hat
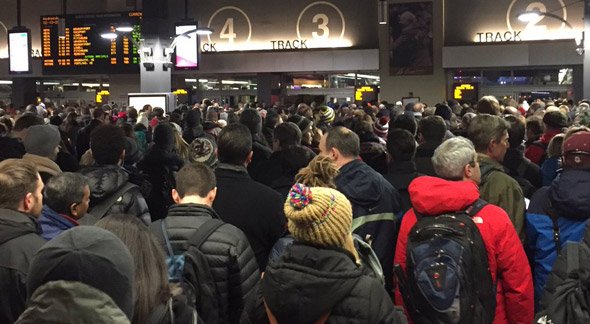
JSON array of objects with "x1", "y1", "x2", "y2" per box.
[{"x1": 242, "y1": 183, "x2": 406, "y2": 323}]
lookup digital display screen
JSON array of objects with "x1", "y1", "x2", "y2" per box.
[
  {"x1": 175, "y1": 24, "x2": 198, "y2": 69},
  {"x1": 41, "y1": 12, "x2": 142, "y2": 75},
  {"x1": 9, "y1": 29, "x2": 31, "y2": 73},
  {"x1": 129, "y1": 94, "x2": 168, "y2": 113}
]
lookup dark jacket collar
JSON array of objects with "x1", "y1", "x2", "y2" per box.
[
  {"x1": 167, "y1": 203, "x2": 220, "y2": 219},
  {"x1": 40, "y1": 205, "x2": 79, "y2": 228},
  {"x1": 387, "y1": 160, "x2": 418, "y2": 174},
  {"x1": 216, "y1": 163, "x2": 249, "y2": 174},
  {"x1": 415, "y1": 141, "x2": 441, "y2": 157},
  {"x1": 0, "y1": 208, "x2": 40, "y2": 243}
]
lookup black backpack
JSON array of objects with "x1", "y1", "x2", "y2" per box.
[
  {"x1": 160, "y1": 219, "x2": 225, "y2": 324},
  {"x1": 395, "y1": 199, "x2": 496, "y2": 324},
  {"x1": 536, "y1": 242, "x2": 590, "y2": 324}
]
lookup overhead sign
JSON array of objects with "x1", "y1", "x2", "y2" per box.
[
  {"x1": 453, "y1": 83, "x2": 478, "y2": 102},
  {"x1": 355, "y1": 86, "x2": 379, "y2": 102},
  {"x1": 8, "y1": 27, "x2": 32, "y2": 74},
  {"x1": 445, "y1": 0, "x2": 583, "y2": 45},
  {"x1": 192, "y1": 0, "x2": 377, "y2": 52}
]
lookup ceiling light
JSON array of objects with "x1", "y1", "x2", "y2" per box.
[
  {"x1": 517, "y1": 11, "x2": 541, "y2": 22},
  {"x1": 116, "y1": 26, "x2": 134, "y2": 33},
  {"x1": 196, "y1": 27, "x2": 213, "y2": 36},
  {"x1": 100, "y1": 32, "x2": 118, "y2": 40}
]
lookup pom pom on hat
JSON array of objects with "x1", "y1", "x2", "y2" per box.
[{"x1": 284, "y1": 184, "x2": 353, "y2": 248}]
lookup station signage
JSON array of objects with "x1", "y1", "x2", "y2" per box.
[
  {"x1": 453, "y1": 83, "x2": 478, "y2": 102},
  {"x1": 445, "y1": 0, "x2": 583, "y2": 45},
  {"x1": 193, "y1": 0, "x2": 376, "y2": 52}
]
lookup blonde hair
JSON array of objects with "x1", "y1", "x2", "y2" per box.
[
  {"x1": 295, "y1": 155, "x2": 338, "y2": 188},
  {"x1": 172, "y1": 128, "x2": 191, "y2": 162},
  {"x1": 547, "y1": 133, "x2": 565, "y2": 158}
]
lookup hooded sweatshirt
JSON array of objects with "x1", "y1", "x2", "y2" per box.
[{"x1": 26, "y1": 226, "x2": 136, "y2": 320}]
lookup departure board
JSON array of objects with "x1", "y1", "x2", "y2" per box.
[{"x1": 41, "y1": 12, "x2": 142, "y2": 75}]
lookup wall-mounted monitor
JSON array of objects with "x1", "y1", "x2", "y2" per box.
[
  {"x1": 174, "y1": 22, "x2": 199, "y2": 70},
  {"x1": 8, "y1": 27, "x2": 32, "y2": 74},
  {"x1": 128, "y1": 92, "x2": 176, "y2": 114},
  {"x1": 41, "y1": 12, "x2": 142, "y2": 75}
]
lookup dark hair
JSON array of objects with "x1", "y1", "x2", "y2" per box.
[
  {"x1": 217, "y1": 123, "x2": 252, "y2": 165},
  {"x1": 390, "y1": 114, "x2": 417, "y2": 136},
  {"x1": 418, "y1": 116, "x2": 447, "y2": 144},
  {"x1": 127, "y1": 107, "x2": 138, "y2": 120},
  {"x1": 325, "y1": 126, "x2": 360, "y2": 157},
  {"x1": 264, "y1": 112, "x2": 281, "y2": 129},
  {"x1": 95, "y1": 214, "x2": 170, "y2": 324},
  {"x1": 526, "y1": 117, "x2": 544, "y2": 138},
  {"x1": 175, "y1": 163, "x2": 216, "y2": 198},
  {"x1": 274, "y1": 122, "x2": 302, "y2": 149},
  {"x1": 44, "y1": 173, "x2": 89, "y2": 216},
  {"x1": 504, "y1": 115, "x2": 525, "y2": 149},
  {"x1": 0, "y1": 159, "x2": 39, "y2": 210},
  {"x1": 468, "y1": 114, "x2": 510, "y2": 153},
  {"x1": 90, "y1": 124, "x2": 126, "y2": 165},
  {"x1": 13, "y1": 114, "x2": 43, "y2": 132},
  {"x1": 239, "y1": 109, "x2": 261, "y2": 135},
  {"x1": 386, "y1": 129, "x2": 417, "y2": 162},
  {"x1": 153, "y1": 107, "x2": 165, "y2": 118},
  {"x1": 92, "y1": 108, "x2": 106, "y2": 119}
]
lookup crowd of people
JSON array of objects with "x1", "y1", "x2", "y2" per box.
[{"x1": 0, "y1": 95, "x2": 589, "y2": 323}]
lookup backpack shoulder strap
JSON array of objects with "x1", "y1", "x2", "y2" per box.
[
  {"x1": 89, "y1": 182, "x2": 138, "y2": 220},
  {"x1": 188, "y1": 218, "x2": 225, "y2": 249},
  {"x1": 566, "y1": 243, "x2": 580, "y2": 278},
  {"x1": 546, "y1": 200, "x2": 561, "y2": 252},
  {"x1": 465, "y1": 199, "x2": 489, "y2": 217}
]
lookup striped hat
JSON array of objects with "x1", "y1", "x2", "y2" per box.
[{"x1": 320, "y1": 106, "x2": 335, "y2": 124}]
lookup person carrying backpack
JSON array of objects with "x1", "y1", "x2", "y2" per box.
[
  {"x1": 536, "y1": 226, "x2": 590, "y2": 324},
  {"x1": 525, "y1": 128, "x2": 590, "y2": 309},
  {"x1": 525, "y1": 111, "x2": 568, "y2": 166},
  {"x1": 394, "y1": 137, "x2": 533, "y2": 324},
  {"x1": 150, "y1": 162, "x2": 260, "y2": 324}
]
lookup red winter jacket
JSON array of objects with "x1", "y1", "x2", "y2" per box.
[{"x1": 393, "y1": 176, "x2": 534, "y2": 324}]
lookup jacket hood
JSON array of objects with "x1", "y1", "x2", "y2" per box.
[
  {"x1": 409, "y1": 176, "x2": 480, "y2": 215},
  {"x1": 336, "y1": 159, "x2": 388, "y2": 206},
  {"x1": 16, "y1": 281, "x2": 130, "y2": 324},
  {"x1": 0, "y1": 209, "x2": 40, "y2": 244},
  {"x1": 79, "y1": 165, "x2": 129, "y2": 205},
  {"x1": 262, "y1": 243, "x2": 361, "y2": 323},
  {"x1": 22, "y1": 153, "x2": 62, "y2": 176},
  {"x1": 26, "y1": 226, "x2": 135, "y2": 319},
  {"x1": 551, "y1": 169, "x2": 590, "y2": 217}
]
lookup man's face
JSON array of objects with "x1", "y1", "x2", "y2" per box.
[
  {"x1": 73, "y1": 185, "x2": 91, "y2": 219},
  {"x1": 30, "y1": 175, "x2": 44, "y2": 217},
  {"x1": 490, "y1": 131, "x2": 510, "y2": 162}
]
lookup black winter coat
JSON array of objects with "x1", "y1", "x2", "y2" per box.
[
  {"x1": 80, "y1": 165, "x2": 151, "y2": 225},
  {"x1": 502, "y1": 145, "x2": 542, "y2": 198},
  {"x1": 335, "y1": 159, "x2": 400, "y2": 296},
  {"x1": 0, "y1": 209, "x2": 46, "y2": 323},
  {"x1": 139, "y1": 147, "x2": 184, "y2": 221},
  {"x1": 241, "y1": 243, "x2": 407, "y2": 324},
  {"x1": 384, "y1": 160, "x2": 422, "y2": 214},
  {"x1": 152, "y1": 203, "x2": 260, "y2": 324},
  {"x1": 414, "y1": 142, "x2": 439, "y2": 176},
  {"x1": 213, "y1": 164, "x2": 286, "y2": 271},
  {"x1": 76, "y1": 119, "x2": 102, "y2": 160}
]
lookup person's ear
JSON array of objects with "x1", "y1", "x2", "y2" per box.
[
  {"x1": 207, "y1": 187, "x2": 217, "y2": 204},
  {"x1": 69, "y1": 203, "x2": 79, "y2": 218},
  {"x1": 23, "y1": 193, "x2": 34, "y2": 213},
  {"x1": 464, "y1": 163, "x2": 473, "y2": 179},
  {"x1": 246, "y1": 151, "x2": 254, "y2": 165},
  {"x1": 331, "y1": 147, "x2": 340, "y2": 161},
  {"x1": 171, "y1": 189, "x2": 182, "y2": 204},
  {"x1": 119, "y1": 149, "x2": 126, "y2": 166}
]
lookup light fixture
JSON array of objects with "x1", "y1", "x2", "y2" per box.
[
  {"x1": 517, "y1": 10, "x2": 541, "y2": 23},
  {"x1": 196, "y1": 27, "x2": 213, "y2": 36},
  {"x1": 141, "y1": 47, "x2": 153, "y2": 57},
  {"x1": 116, "y1": 25, "x2": 134, "y2": 33},
  {"x1": 0, "y1": 80, "x2": 13, "y2": 85},
  {"x1": 378, "y1": 0, "x2": 388, "y2": 25},
  {"x1": 143, "y1": 62, "x2": 155, "y2": 71},
  {"x1": 100, "y1": 32, "x2": 118, "y2": 40}
]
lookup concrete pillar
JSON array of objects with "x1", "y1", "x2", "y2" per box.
[
  {"x1": 140, "y1": 0, "x2": 171, "y2": 93},
  {"x1": 256, "y1": 73, "x2": 281, "y2": 107}
]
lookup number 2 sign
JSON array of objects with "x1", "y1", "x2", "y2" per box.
[{"x1": 506, "y1": 0, "x2": 569, "y2": 40}]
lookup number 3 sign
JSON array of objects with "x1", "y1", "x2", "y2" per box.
[{"x1": 296, "y1": 1, "x2": 346, "y2": 41}]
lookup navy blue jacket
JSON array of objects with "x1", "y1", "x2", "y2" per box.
[
  {"x1": 525, "y1": 169, "x2": 590, "y2": 309},
  {"x1": 335, "y1": 159, "x2": 401, "y2": 294},
  {"x1": 39, "y1": 205, "x2": 78, "y2": 240}
]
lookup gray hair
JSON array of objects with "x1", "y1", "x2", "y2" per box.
[{"x1": 432, "y1": 137, "x2": 477, "y2": 180}]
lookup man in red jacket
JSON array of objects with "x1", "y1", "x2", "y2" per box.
[{"x1": 394, "y1": 137, "x2": 534, "y2": 324}]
